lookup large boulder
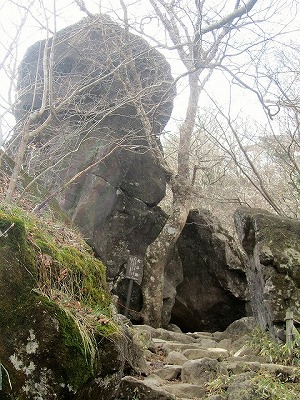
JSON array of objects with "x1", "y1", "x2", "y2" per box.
[
  {"x1": 234, "y1": 207, "x2": 300, "y2": 333},
  {"x1": 171, "y1": 210, "x2": 249, "y2": 332},
  {"x1": 0, "y1": 206, "x2": 126, "y2": 399},
  {"x1": 14, "y1": 15, "x2": 175, "y2": 315}
]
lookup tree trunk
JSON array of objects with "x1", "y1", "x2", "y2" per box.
[
  {"x1": 142, "y1": 72, "x2": 200, "y2": 327},
  {"x1": 5, "y1": 127, "x2": 30, "y2": 202},
  {"x1": 142, "y1": 179, "x2": 191, "y2": 327}
]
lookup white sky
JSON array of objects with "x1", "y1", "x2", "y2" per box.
[{"x1": 0, "y1": 0, "x2": 299, "y2": 143}]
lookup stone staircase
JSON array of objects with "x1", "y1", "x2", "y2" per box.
[{"x1": 117, "y1": 318, "x2": 299, "y2": 400}]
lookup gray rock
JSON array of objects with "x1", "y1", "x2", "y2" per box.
[
  {"x1": 165, "y1": 351, "x2": 188, "y2": 365},
  {"x1": 199, "y1": 338, "x2": 218, "y2": 348},
  {"x1": 181, "y1": 358, "x2": 220, "y2": 385},
  {"x1": 160, "y1": 342, "x2": 201, "y2": 354},
  {"x1": 151, "y1": 365, "x2": 181, "y2": 381},
  {"x1": 123, "y1": 327, "x2": 150, "y2": 376},
  {"x1": 183, "y1": 348, "x2": 228, "y2": 361},
  {"x1": 188, "y1": 332, "x2": 214, "y2": 340},
  {"x1": 225, "y1": 361, "x2": 261, "y2": 375},
  {"x1": 234, "y1": 207, "x2": 300, "y2": 334},
  {"x1": 119, "y1": 376, "x2": 175, "y2": 399},
  {"x1": 233, "y1": 345, "x2": 256, "y2": 358},
  {"x1": 226, "y1": 372, "x2": 257, "y2": 400},
  {"x1": 219, "y1": 317, "x2": 257, "y2": 340},
  {"x1": 260, "y1": 363, "x2": 298, "y2": 376},
  {"x1": 163, "y1": 382, "x2": 206, "y2": 399},
  {"x1": 0, "y1": 210, "x2": 125, "y2": 400},
  {"x1": 154, "y1": 328, "x2": 198, "y2": 344},
  {"x1": 218, "y1": 339, "x2": 232, "y2": 350}
]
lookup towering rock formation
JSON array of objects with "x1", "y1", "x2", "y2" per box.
[{"x1": 15, "y1": 14, "x2": 175, "y2": 317}]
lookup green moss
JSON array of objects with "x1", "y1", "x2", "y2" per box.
[
  {"x1": 0, "y1": 202, "x2": 111, "y2": 310},
  {"x1": 36, "y1": 294, "x2": 94, "y2": 390},
  {"x1": 0, "y1": 211, "x2": 26, "y2": 251},
  {"x1": 0, "y1": 211, "x2": 37, "y2": 290},
  {"x1": 0, "y1": 202, "x2": 117, "y2": 366}
]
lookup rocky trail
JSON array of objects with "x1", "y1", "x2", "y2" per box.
[{"x1": 118, "y1": 318, "x2": 299, "y2": 400}]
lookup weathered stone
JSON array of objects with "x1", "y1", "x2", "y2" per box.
[
  {"x1": 121, "y1": 319, "x2": 300, "y2": 400},
  {"x1": 226, "y1": 372, "x2": 257, "y2": 400},
  {"x1": 122, "y1": 327, "x2": 150, "y2": 376},
  {"x1": 172, "y1": 210, "x2": 248, "y2": 332},
  {"x1": 160, "y1": 342, "x2": 201, "y2": 354},
  {"x1": 163, "y1": 382, "x2": 206, "y2": 399},
  {"x1": 233, "y1": 345, "x2": 256, "y2": 358},
  {"x1": 151, "y1": 365, "x2": 181, "y2": 381},
  {"x1": 119, "y1": 376, "x2": 175, "y2": 400},
  {"x1": 187, "y1": 332, "x2": 214, "y2": 340},
  {"x1": 224, "y1": 361, "x2": 261, "y2": 375},
  {"x1": 260, "y1": 363, "x2": 298, "y2": 376},
  {"x1": 154, "y1": 328, "x2": 198, "y2": 344},
  {"x1": 218, "y1": 339, "x2": 232, "y2": 350},
  {"x1": 181, "y1": 358, "x2": 220, "y2": 385},
  {"x1": 165, "y1": 351, "x2": 188, "y2": 365},
  {"x1": 183, "y1": 348, "x2": 228, "y2": 361},
  {"x1": 199, "y1": 338, "x2": 218, "y2": 348},
  {"x1": 218, "y1": 317, "x2": 257, "y2": 341},
  {"x1": 234, "y1": 207, "x2": 300, "y2": 333}
]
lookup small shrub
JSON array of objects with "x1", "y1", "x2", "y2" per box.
[
  {"x1": 248, "y1": 328, "x2": 300, "y2": 366},
  {"x1": 253, "y1": 372, "x2": 300, "y2": 400}
]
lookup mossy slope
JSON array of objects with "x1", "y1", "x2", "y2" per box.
[{"x1": 0, "y1": 204, "x2": 123, "y2": 400}]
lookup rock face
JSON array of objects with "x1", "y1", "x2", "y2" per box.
[
  {"x1": 234, "y1": 207, "x2": 300, "y2": 334},
  {"x1": 15, "y1": 15, "x2": 175, "y2": 315},
  {"x1": 0, "y1": 207, "x2": 126, "y2": 400},
  {"x1": 171, "y1": 210, "x2": 249, "y2": 332}
]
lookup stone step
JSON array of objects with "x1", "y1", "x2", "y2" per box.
[
  {"x1": 165, "y1": 351, "x2": 188, "y2": 365},
  {"x1": 150, "y1": 365, "x2": 182, "y2": 380},
  {"x1": 120, "y1": 376, "x2": 176, "y2": 400},
  {"x1": 183, "y1": 347, "x2": 229, "y2": 361},
  {"x1": 163, "y1": 382, "x2": 206, "y2": 399},
  {"x1": 153, "y1": 339, "x2": 205, "y2": 354},
  {"x1": 134, "y1": 325, "x2": 198, "y2": 344},
  {"x1": 126, "y1": 318, "x2": 300, "y2": 400}
]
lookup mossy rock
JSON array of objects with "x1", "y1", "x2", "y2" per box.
[
  {"x1": 0, "y1": 206, "x2": 125, "y2": 399},
  {"x1": 234, "y1": 207, "x2": 300, "y2": 331}
]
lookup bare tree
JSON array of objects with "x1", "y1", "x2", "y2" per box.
[
  {"x1": 125, "y1": 0, "x2": 278, "y2": 326},
  {"x1": 199, "y1": 38, "x2": 300, "y2": 226}
]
